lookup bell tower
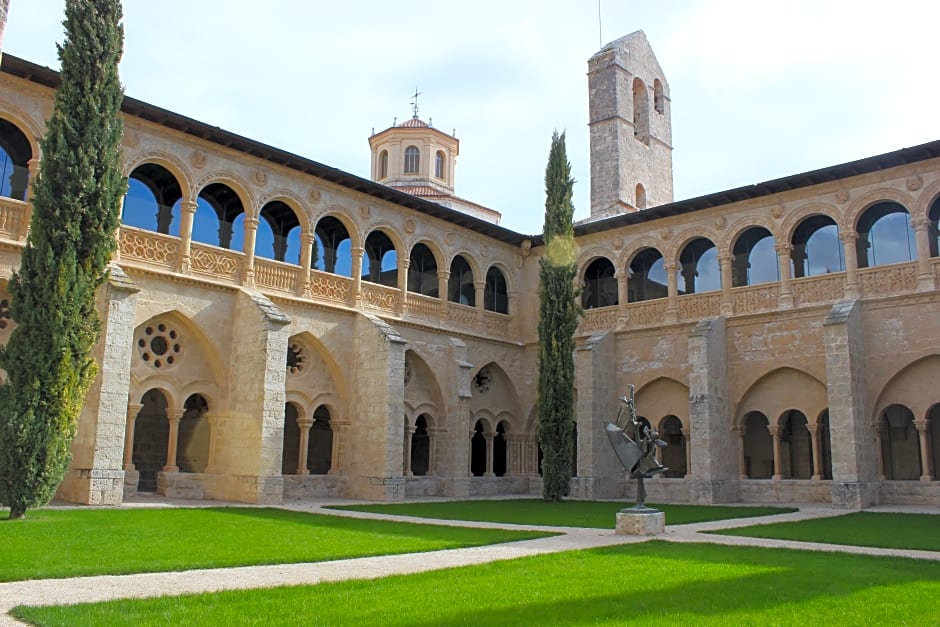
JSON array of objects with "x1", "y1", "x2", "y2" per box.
[
  {"x1": 587, "y1": 31, "x2": 673, "y2": 219},
  {"x1": 368, "y1": 113, "x2": 459, "y2": 196}
]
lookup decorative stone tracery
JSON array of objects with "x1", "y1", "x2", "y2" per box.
[{"x1": 136, "y1": 322, "x2": 182, "y2": 369}]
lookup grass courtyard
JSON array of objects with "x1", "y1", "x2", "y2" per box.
[{"x1": 3, "y1": 503, "x2": 939, "y2": 625}]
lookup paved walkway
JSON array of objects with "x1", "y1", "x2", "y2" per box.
[{"x1": 1, "y1": 501, "x2": 937, "y2": 625}]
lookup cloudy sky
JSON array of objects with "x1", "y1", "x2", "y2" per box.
[{"x1": 6, "y1": 1, "x2": 940, "y2": 235}]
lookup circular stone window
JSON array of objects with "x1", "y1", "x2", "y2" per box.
[
  {"x1": 287, "y1": 343, "x2": 304, "y2": 374},
  {"x1": 137, "y1": 322, "x2": 182, "y2": 369}
]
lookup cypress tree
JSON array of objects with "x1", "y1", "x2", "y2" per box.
[
  {"x1": 0, "y1": 0, "x2": 125, "y2": 519},
  {"x1": 537, "y1": 131, "x2": 579, "y2": 502}
]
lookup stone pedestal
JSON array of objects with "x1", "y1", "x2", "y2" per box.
[{"x1": 615, "y1": 508, "x2": 665, "y2": 535}]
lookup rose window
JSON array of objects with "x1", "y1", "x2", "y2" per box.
[
  {"x1": 287, "y1": 343, "x2": 304, "y2": 374},
  {"x1": 137, "y1": 322, "x2": 181, "y2": 369}
]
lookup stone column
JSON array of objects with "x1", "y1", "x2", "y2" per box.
[
  {"x1": 474, "y1": 280, "x2": 486, "y2": 310},
  {"x1": 397, "y1": 258, "x2": 410, "y2": 316},
  {"x1": 914, "y1": 420, "x2": 933, "y2": 481},
  {"x1": 574, "y1": 332, "x2": 619, "y2": 498},
  {"x1": 688, "y1": 317, "x2": 734, "y2": 503},
  {"x1": 911, "y1": 218, "x2": 935, "y2": 291},
  {"x1": 769, "y1": 424, "x2": 783, "y2": 480},
  {"x1": 21, "y1": 159, "x2": 39, "y2": 236},
  {"x1": 809, "y1": 423, "x2": 823, "y2": 480},
  {"x1": 351, "y1": 246, "x2": 364, "y2": 306},
  {"x1": 718, "y1": 254, "x2": 733, "y2": 316},
  {"x1": 296, "y1": 418, "x2": 313, "y2": 475},
  {"x1": 840, "y1": 231, "x2": 859, "y2": 299},
  {"x1": 872, "y1": 422, "x2": 887, "y2": 480},
  {"x1": 428, "y1": 427, "x2": 441, "y2": 474},
  {"x1": 298, "y1": 232, "x2": 315, "y2": 297},
  {"x1": 403, "y1": 424, "x2": 414, "y2": 476},
  {"x1": 468, "y1": 429, "x2": 475, "y2": 476},
  {"x1": 123, "y1": 403, "x2": 143, "y2": 471},
  {"x1": 178, "y1": 200, "x2": 197, "y2": 273},
  {"x1": 735, "y1": 426, "x2": 747, "y2": 479},
  {"x1": 823, "y1": 300, "x2": 876, "y2": 508},
  {"x1": 664, "y1": 261, "x2": 678, "y2": 323},
  {"x1": 329, "y1": 421, "x2": 345, "y2": 475},
  {"x1": 775, "y1": 242, "x2": 794, "y2": 308},
  {"x1": 437, "y1": 270, "x2": 450, "y2": 317},
  {"x1": 204, "y1": 414, "x2": 219, "y2": 474},
  {"x1": 163, "y1": 409, "x2": 185, "y2": 472},
  {"x1": 682, "y1": 427, "x2": 691, "y2": 478},
  {"x1": 484, "y1": 431, "x2": 495, "y2": 477},
  {"x1": 242, "y1": 217, "x2": 259, "y2": 286}
]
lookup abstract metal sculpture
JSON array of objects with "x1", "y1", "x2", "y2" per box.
[{"x1": 606, "y1": 384, "x2": 667, "y2": 508}]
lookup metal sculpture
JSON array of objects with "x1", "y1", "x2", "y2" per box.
[{"x1": 605, "y1": 384, "x2": 667, "y2": 508}]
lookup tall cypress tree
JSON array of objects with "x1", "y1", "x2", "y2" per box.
[
  {"x1": 0, "y1": 0, "x2": 125, "y2": 519},
  {"x1": 537, "y1": 131, "x2": 579, "y2": 502}
]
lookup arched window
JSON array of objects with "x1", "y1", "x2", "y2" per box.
[
  {"x1": 653, "y1": 79, "x2": 665, "y2": 114},
  {"x1": 742, "y1": 411, "x2": 773, "y2": 478},
  {"x1": 928, "y1": 197, "x2": 939, "y2": 258},
  {"x1": 362, "y1": 230, "x2": 398, "y2": 287},
  {"x1": 779, "y1": 410, "x2": 811, "y2": 479},
  {"x1": 313, "y1": 216, "x2": 352, "y2": 276},
  {"x1": 122, "y1": 163, "x2": 183, "y2": 235},
  {"x1": 678, "y1": 237, "x2": 720, "y2": 294},
  {"x1": 257, "y1": 201, "x2": 301, "y2": 264},
  {"x1": 856, "y1": 202, "x2": 915, "y2": 268},
  {"x1": 791, "y1": 215, "x2": 844, "y2": 278},
  {"x1": 732, "y1": 227, "x2": 777, "y2": 287},
  {"x1": 193, "y1": 182, "x2": 245, "y2": 251},
  {"x1": 582, "y1": 257, "x2": 617, "y2": 309},
  {"x1": 0, "y1": 118, "x2": 32, "y2": 201},
  {"x1": 659, "y1": 416, "x2": 685, "y2": 478},
  {"x1": 470, "y1": 420, "x2": 486, "y2": 476},
  {"x1": 282, "y1": 403, "x2": 300, "y2": 475},
  {"x1": 435, "y1": 150, "x2": 445, "y2": 179},
  {"x1": 448, "y1": 255, "x2": 475, "y2": 305},
  {"x1": 308, "y1": 405, "x2": 333, "y2": 475},
  {"x1": 635, "y1": 183, "x2": 647, "y2": 210},
  {"x1": 407, "y1": 243, "x2": 438, "y2": 296},
  {"x1": 411, "y1": 415, "x2": 431, "y2": 476},
  {"x1": 494, "y1": 421, "x2": 508, "y2": 477},
  {"x1": 632, "y1": 78, "x2": 650, "y2": 144},
  {"x1": 177, "y1": 394, "x2": 210, "y2": 474},
  {"x1": 132, "y1": 389, "x2": 169, "y2": 492},
  {"x1": 378, "y1": 150, "x2": 388, "y2": 180},
  {"x1": 404, "y1": 146, "x2": 420, "y2": 174},
  {"x1": 628, "y1": 248, "x2": 667, "y2": 302},
  {"x1": 484, "y1": 266, "x2": 509, "y2": 314}
]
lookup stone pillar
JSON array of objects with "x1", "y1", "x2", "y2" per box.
[
  {"x1": 573, "y1": 331, "x2": 619, "y2": 498},
  {"x1": 682, "y1": 427, "x2": 691, "y2": 478},
  {"x1": 242, "y1": 217, "x2": 259, "y2": 285},
  {"x1": 329, "y1": 421, "x2": 345, "y2": 474},
  {"x1": 840, "y1": 232, "x2": 859, "y2": 299},
  {"x1": 298, "y1": 232, "x2": 315, "y2": 297},
  {"x1": 349, "y1": 246, "x2": 364, "y2": 306},
  {"x1": 345, "y1": 313, "x2": 407, "y2": 499},
  {"x1": 178, "y1": 200, "x2": 197, "y2": 273},
  {"x1": 403, "y1": 424, "x2": 414, "y2": 476},
  {"x1": 484, "y1": 431, "x2": 495, "y2": 477},
  {"x1": 718, "y1": 254, "x2": 733, "y2": 316},
  {"x1": 428, "y1": 427, "x2": 441, "y2": 474},
  {"x1": 769, "y1": 424, "x2": 783, "y2": 480},
  {"x1": 775, "y1": 242, "x2": 794, "y2": 308},
  {"x1": 914, "y1": 420, "x2": 933, "y2": 481},
  {"x1": 735, "y1": 426, "x2": 747, "y2": 479},
  {"x1": 873, "y1": 422, "x2": 887, "y2": 480},
  {"x1": 664, "y1": 261, "x2": 678, "y2": 323},
  {"x1": 212, "y1": 290, "x2": 291, "y2": 504},
  {"x1": 823, "y1": 300, "x2": 876, "y2": 508},
  {"x1": 56, "y1": 265, "x2": 139, "y2": 506},
  {"x1": 397, "y1": 258, "x2": 409, "y2": 316},
  {"x1": 474, "y1": 280, "x2": 486, "y2": 310},
  {"x1": 687, "y1": 317, "x2": 735, "y2": 503},
  {"x1": 437, "y1": 270, "x2": 450, "y2": 316},
  {"x1": 204, "y1": 414, "x2": 219, "y2": 474},
  {"x1": 296, "y1": 418, "x2": 313, "y2": 475},
  {"x1": 468, "y1": 429, "x2": 475, "y2": 476},
  {"x1": 163, "y1": 409, "x2": 185, "y2": 472},
  {"x1": 911, "y1": 218, "x2": 936, "y2": 291},
  {"x1": 809, "y1": 423, "x2": 823, "y2": 480},
  {"x1": 123, "y1": 403, "x2": 143, "y2": 472}
]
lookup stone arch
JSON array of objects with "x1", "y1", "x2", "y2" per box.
[
  {"x1": 448, "y1": 253, "x2": 477, "y2": 305},
  {"x1": 742, "y1": 411, "x2": 773, "y2": 478},
  {"x1": 192, "y1": 171, "x2": 255, "y2": 218},
  {"x1": 735, "y1": 367, "x2": 828, "y2": 429},
  {"x1": 177, "y1": 393, "x2": 211, "y2": 473},
  {"x1": 635, "y1": 377, "x2": 689, "y2": 430},
  {"x1": 314, "y1": 207, "x2": 362, "y2": 250},
  {"x1": 721, "y1": 214, "x2": 780, "y2": 253},
  {"x1": 312, "y1": 212, "x2": 357, "y2": 276},
  {"x1": 285, "y1": 331, "x2": 348, "y2": 406},
  {"x1": 788, "y1": 212, "x2": 844, "y2": 277},
  {"x1": 123, "y1": 150, "x2": 194, "y2": 202},
  {"x1": 879, "y1": 404, "x2": 921, "y2": 480},
  {"x1": 308, "y1": 404, "x2": 334, "y2": 475},
  {"x1": 676, "y1": 235, "x2": 720, "y2": 294},
  {"x1": 407, "y1": 240, "x2": 441, "y2": 297},
  {"x1": 581, "y1": 255, "x2": 618, "y2": 309},
  {"x1": 914, "y1": 179, "x2": 940, "y2": 223},
  {"x1": 846, "y1": 188, "x2": 916, "y2": 232},
  {"x1": 494, "y1": 418, "x2": 511, "y2": 477},
  {"x1": 0, "y1": 103, "x2": 43, "y2": 163},
  {"x1": 123, "y1": 161, "x2": 186, "y2": 235},
  {"x1": 632, "y1": 77, "x2": 650, "y2": 143},
  {"x1": 0, "y1": 114, "x2": 35, "y2": 202},
  {"x1": 872, "y1": 354, "x2": 940, "y2": 422},
  {"x1": 257, "y1": 189, "x2": 312, "y2": 235},
  {"x1": 780, "y1": 202, "x2": 842, "y2": 243},
  {"x1": 854, "y1": 200, "x2": 915, "y2": 268},
  {"x1": 777, "y1": 409, "x2": 812, "y2": 479},
  {"x1": 445, "y1": 249, "x2": 484, "y2": 283},
  {"x1": 131, "y1": 387, "x2": 170, "y2": 492},
  {"x1": 281, "y1": 401, "x2": 302, "y2": 475},
  {"x1": 411, "y1": 413, "x2": 432, "y2": 476},
  {"x1": 484, "y1": 264, "x2": 510, "y2": 314},
  {"x1": 667, "y1": 226, "x2": 722, "y2": 266},
  {"x1": 256, "y1": 195, "x2": 309, "y2": 265},
  {"x1": 469, "y1": 361, "x2": 522, "y2": 423},
  {"x1": 362, "y1": 226, "x2": 403, "y2": 287},
  {"x1": 658, "y1": 415, "x2": 686, "y2": 478},
  {"x1": 730, "y1": 225, "x2": 778, "y2": 287}
]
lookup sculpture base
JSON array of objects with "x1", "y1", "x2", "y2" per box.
[{"x1": 615, "y1": 508, "x2": 665, "y2": 536}]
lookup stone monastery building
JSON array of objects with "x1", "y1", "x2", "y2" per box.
[{"x1": 0, "y1": 32, "x2": 938, "y2": 510}]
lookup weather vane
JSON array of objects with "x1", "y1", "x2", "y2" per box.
[{"x1": 410, "y1": 87, "x2": 422, "y2": 119}]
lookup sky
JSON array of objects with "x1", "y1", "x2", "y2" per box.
[{"x1": 5, "y1": 0, "x2": 940, "y2": 236}]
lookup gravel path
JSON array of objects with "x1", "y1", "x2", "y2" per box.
[{"x1": 1, "y1": 501, "x2": 937, "y2": 626}]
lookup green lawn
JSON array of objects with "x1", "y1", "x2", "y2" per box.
[
  {"x1": 0, "y1": 507, "x2": 551, "y2": 582},
  {"x1": 328, "y1": 499, "x2": 795, "y2": 527},
  {"x1": 711, "y1": 511, "x2": 940, "y2": 551},
  {"x1": 15, "y1": 542, "x2": 940, "y2": 626}
]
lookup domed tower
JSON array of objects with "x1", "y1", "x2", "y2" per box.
[
  {"x1": 369, "y1": 114, "x2": 460, "y2": 196},
  {"x1": 587, "y1": 30, "x2": 674, "y2": 219}
]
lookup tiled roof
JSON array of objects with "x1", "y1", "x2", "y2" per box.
[
  {"x1": 399, "y1": 116, "x2": 429, "y2": 128},
  {"x1": 394, "y1": 185, "x2": 450, "y2": 197}
]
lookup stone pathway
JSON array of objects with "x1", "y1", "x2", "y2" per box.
[{"x1": 1, "y1": 501, "x2": 937, "y2": 626}]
